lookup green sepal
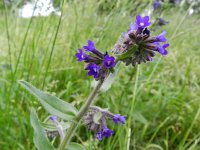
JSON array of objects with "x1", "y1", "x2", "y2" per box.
[{"x1": 115, "y1": 44, "x2": 138, "y2": 60}]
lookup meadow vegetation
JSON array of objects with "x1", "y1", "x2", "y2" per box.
[{"x1": 0, "y1": 0, "x2": 200, "y2": 149}]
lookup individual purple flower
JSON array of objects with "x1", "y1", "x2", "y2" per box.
[
  {"x1": 156, "y1": 43, "x2": 169, "y2": 55},
  {"x1": 175, "y1": 0, "x2": 179, "y2": 5},
  {"x1": 113, "y1": 114, "x2": 126, "y2": 125},
  {"x1": 135, "y1": 15, "x2": 151, "y2": 30},
  {"x1": 75, "y1": 49, "x2": 88, "y2": 61},
  {"x1": 83, "y1": 40, "x2": 96, "y2": 52},
  {"x1": 83, "y1": 40, "x2": 104, "y2": 59},
  {"x1": 103, "y1": 54, "x2": 115, "y2": 69},
  {"x1": 156, "y1": 31, "x2": 167, "y2": 42},
  {"x1": 102, "y1": 126, "x2": 114, "y2": 138},
  {"x1": 153, "y1": 0, "x2": 161, "y2": 9},
  {"x1": 85, "y1": 63, "x2": 101, "y2": 78},
  {"x1": 49, "y1": 116, "x2": 57, "y2": 121},
  {"x1": 96, "y1": 132, "x2": 103, "y2": 140}
]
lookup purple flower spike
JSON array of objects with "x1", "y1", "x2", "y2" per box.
[
  {"x1": 102, "y1": 126, "x2": 114, "y2": 138},
  {"x1": 75, "y1": 49, "x2": 88, "y2": 61},
  {"x1": 96, "y1": 132, "x2": 103, "y2": 141},
  {"x1": 156, "y1": 43, "x2": 169, "y2": 55},
  {"x1": 83, "y1": 40, "x2": 96, "y2": 52},
  {"x1": 49, "y1": 116, "x2": 57, "y2": 121},
  {"x1": 156, "y1": 31, "x2": 167, "y2": 42},
  {"x1": 104, "y1": 54, "x2": 115, "y2": 68},
  {"x1": 135, "y1": 15, "x2": 151, "y2": 30},
  {"x1": 113, "y1": 114, "x2": 126, "y2": 125},
  {"x1": 85, "y1": 63, "x2": 101, "y2": 78}
]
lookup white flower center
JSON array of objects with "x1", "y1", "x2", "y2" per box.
[
  {"x1": 94, "y1": 68, "x2": 97, "y2": 72},
  {"x1": 140, "y1": 22, "x2": 144, "y2": 26}
]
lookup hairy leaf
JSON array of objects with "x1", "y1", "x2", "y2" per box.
[
  {"x1": 30, "y1": 108, "x2": 54, "y2": 150},
  {"x1": 66, "y1": 142, "x2": 86, "y2": 150},
  {"x1": 19, "y1": 80, "x2": 78, "y2": 121}
]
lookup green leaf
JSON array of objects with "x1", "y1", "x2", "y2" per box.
[
  {"x1": 30, "y1": 108, "x2": 54, "y2": 150},
  {"x1": 19, "y1": 80, "x2": 78, "y2": 121},
  {"x1": 66, "y1": 142, "x2": 86, "y2": 150},
  {"x1": 133, "y1": 111, "x2": 148, "y2": 124},
  {"x1": 41, "y1": 121, "x2": 70, "y2": 131},
  {"x1": 146, "y1": 144, "x2": 164, "y2": 150}
]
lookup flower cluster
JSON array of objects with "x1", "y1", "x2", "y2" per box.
[
  {"x1": 83, "y1": 106, "x2": 126, "y2": 140},
  {"x1": 113, "y1": 15, "x2": 169, "y2": 66},
  {"x1": 153, "y1": 0, "x2": 179, "y2": 9},
  {"x1": 75, "y1": 40, "x2": 116, "y2": 80}
]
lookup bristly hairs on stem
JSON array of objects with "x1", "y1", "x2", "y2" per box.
[{"x1": 59, "y1": 79, "x2": 104, "y2": 150}]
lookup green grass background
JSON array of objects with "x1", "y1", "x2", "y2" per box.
[{"x1": 0, "y1": 0, "x2": 200, "y2": 149}]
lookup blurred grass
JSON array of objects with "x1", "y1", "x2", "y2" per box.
[{"x1": 0, "y1": 0, "x2": 200, "y2": 150}]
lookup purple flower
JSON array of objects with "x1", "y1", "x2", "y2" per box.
[
  {"x1": 49, "y1": 116, "x2": 57, "y2": 121},
  {"x1": 175, "y1": 0, "x2": 179, "y2": 5},
  {"x1": 75, "y1": 49, "x2": 88, "y2": 61},
  {"x1": 156, "y1": 43, "x2": 169, "y2": 55},
  {"x1": 153, "y1": 0, "x2": 161, "y2": 9},
  {"x1": 113, "y1": 114, "x2": 126, "y2": 125},
  {"x1": 75, "y1": 39, "x2": 115, "y2": 80},
  {"x1": 95, "y1": 127, "x2": 113, "y2": 140},
  {"x1": 96, "y1": 132, "x2": 103, "y2": 141},
  {"x1": 158, "y1": 18, "x2": 164, "y2": 24},
  {"x1": 135, "y1": 15, "x2": 151, "y2": 30},
  {"x1": 103, "y1": 54, "x2": 115, "y2": 68},
  {"x1": 102, "y1": 126, "x2": 114, "y2": 138},
  {"x1": 156, "y1": 31, "x2": 167, "y2": 42},
  {"x1": 113, "y1": 14, "x2": 169, "y2": 66},
  {"x1": 83, "y1": 40, "x2": 104, "y2": 59},
  {"x1": 85, "y1": 63, "x2": 101, "y2": 78},
  {"x1": 83, "y1": 40, "x2": 96, "y2": 52}
]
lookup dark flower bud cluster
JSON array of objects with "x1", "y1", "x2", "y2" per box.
[
  {"x1": 153, "y1": 0, "x2": 161, "y2": 9},
  {"x1": 75, "y1": 40, "x2": 116, "y2": 80},
  {"x1": 157, "y1": 18, "x2": 169, "y2": 26},
  {"x1": 153, "y1": 0, "x2": 179, "y2": 9},
  {"x1": 83, "y1": 106, "x2": 126, "y2": 141},
  {"x1": 169, "y1": 0, "x2": 179, "y2": 5},
  {"x1": 112, "y1": 15, "x2": 169, "y2": 66}
]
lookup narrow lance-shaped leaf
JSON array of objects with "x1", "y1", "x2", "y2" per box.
[
  {"x1": 19, "y1": 80, "x2": 78, "y2": 121},
  {"x1": 30, "y1": 108, "x2": 54, "y2": 150}
]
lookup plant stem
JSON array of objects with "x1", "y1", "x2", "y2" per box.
[{"x1": 59, "y1": 79, "x2": 104, "y2": 150}]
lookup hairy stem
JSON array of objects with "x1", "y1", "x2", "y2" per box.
[{"x1": 59, "y1": 79, "x2": 104, "y2": 150}]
